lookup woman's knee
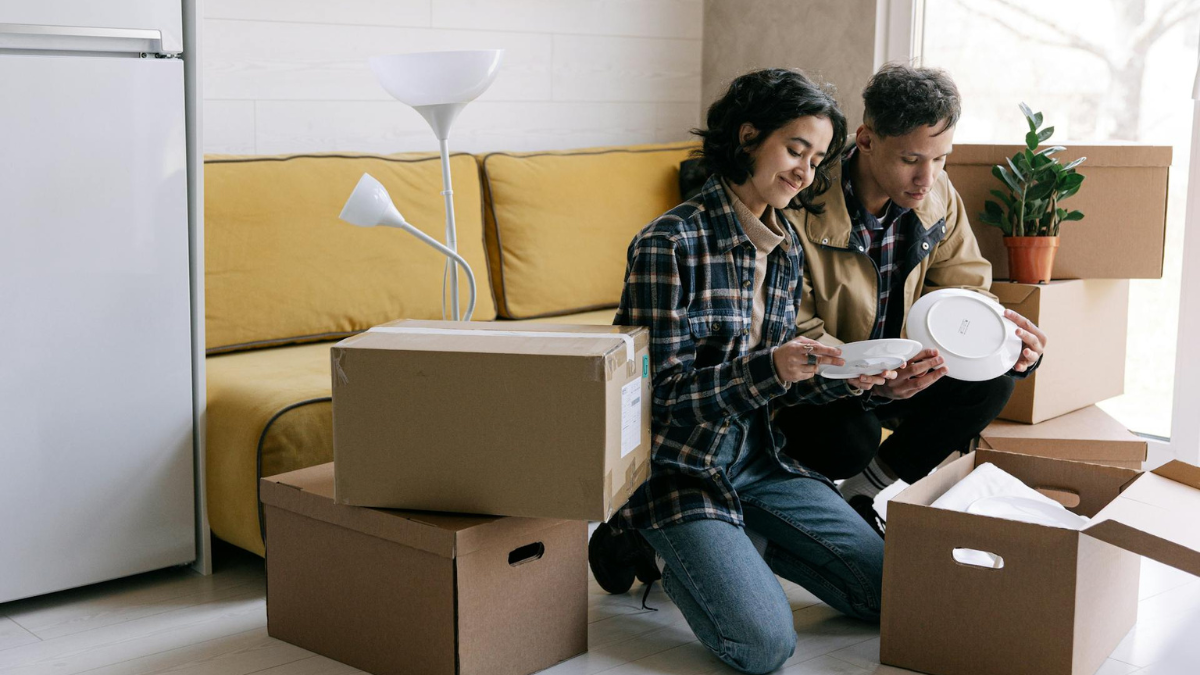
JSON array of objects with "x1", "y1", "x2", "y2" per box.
[{"x1": 722, "y1": 619, "x2": 797, "y2": 674}]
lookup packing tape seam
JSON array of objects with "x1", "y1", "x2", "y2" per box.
[{"x1": 367, "y1": 326, "x2": 635, "y2": 363}]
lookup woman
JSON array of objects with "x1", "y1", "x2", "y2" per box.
[{"x1": 589, "y1": 69, "x2": 895, "y2": 675}]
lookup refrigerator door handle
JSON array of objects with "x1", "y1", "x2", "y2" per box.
[{"x1": 0, "y1": 23, "x2": 167, "y2": 56}]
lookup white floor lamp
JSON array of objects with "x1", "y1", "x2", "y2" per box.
[
  {"x1": 340, "y1": 173, "x2": 478, "y2": 320},
  {"x1": 366, "y1": 49, "x2": 504, "y2": 321}
]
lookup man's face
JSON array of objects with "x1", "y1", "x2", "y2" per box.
[{"x1": 858, "y1": 122, "x2": 955, "y2": 210}]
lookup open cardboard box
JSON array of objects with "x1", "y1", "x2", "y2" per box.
[
  {"x1": 946, "y1": 143, "x2": 1171, "y2": 280},
  {"x1": 881, "y1": 449, "x2": 1200, "y2": 675},
  {"x1": 980, "y1": 405, "x2": 1147, "y2": 470},
  {"x1": 331, "y1": 320, "x2": 651, "y2": 521},
  {"x1": 260, "y1": 463, "x2": 588, "y2": 675}
]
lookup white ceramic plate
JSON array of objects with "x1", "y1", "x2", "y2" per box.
[
  {"x1": 818, "y1": 338, "x2": 923, "y2": 379},
  {"x1": 966, "y1": 495, "x2": 1088, "y2": 530},
  {"x1": 906, "y1": 289, "x2": 1022, "y2": 381}
]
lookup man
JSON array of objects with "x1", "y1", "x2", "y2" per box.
[{"x1": 775, "y1": 63, "x2": 1047, "y2": 536}]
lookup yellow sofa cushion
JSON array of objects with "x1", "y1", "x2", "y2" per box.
[
  {"x1": 206, "y1": 341, "x2": 335, "y2": 555},
  {"x1": 482, "y1": 142, "x2": 698, "y2": 319},
  {"x1": 204, "y1": 152, "x2": 496, "y2": 354},
  {"x1": 205, "y1": 310, "x2": 618, "y2": 556}
]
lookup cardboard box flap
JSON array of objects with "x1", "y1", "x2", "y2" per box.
[
  {"x1": 1083, "y1": 461, "x2": 1200, "y2": 576},
  {"x1": 260, "y1": 463, "x2": 503, "y2": 558},
  {"x1": 339, "y1": 320, "x2": 645, "y2": 365},
  {"x1": 950, "y1": 143, "x2": 1172, "y2": 168}
]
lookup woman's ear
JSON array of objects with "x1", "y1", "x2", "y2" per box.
[{"x1": 739, "y1": 123, "x2": 758, "y2": 146}]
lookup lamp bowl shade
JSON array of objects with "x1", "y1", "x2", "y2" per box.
[
  {"x1": 340, "y1": 173, "x2": 402, "y2": 227},
  {"x1": 368, "y1": 50, "x2": 504, "y2": 107}
]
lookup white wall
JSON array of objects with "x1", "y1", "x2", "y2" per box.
[{"x1": 202, "y1": 0, "x2": 703, "y2": 155}]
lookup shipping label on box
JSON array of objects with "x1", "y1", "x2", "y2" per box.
[
  {"x1": 991, "y1": 279, "x2": 1128, "y2": 424},
  {"x1": 332, "y1": 320, "x2": 652, "y2": 521}
]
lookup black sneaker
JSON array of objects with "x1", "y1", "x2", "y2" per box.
[
  {"x1": 588, "y1": 522, "x2": 661, "y2": 595},
  {"x1": 848, "y1": 495, "x2": 886, "y2": 539}
]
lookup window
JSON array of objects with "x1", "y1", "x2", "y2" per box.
[{"x1": 920, "y1": 0, "x2": 1200, "y2": 438}]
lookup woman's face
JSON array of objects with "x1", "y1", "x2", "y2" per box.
[{"x1": 740, "y1": 115, "x2": 835, "y2": 210}]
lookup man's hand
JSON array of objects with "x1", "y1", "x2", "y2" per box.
[
  {"x1": 873, "y1": 348, "x2": 948, "y2": 400},
  {"x1": 1005, "y1": 309, "x2": 1047, "y2": 373},
  {"x1": 773, "y1": 337, "x2": 844, "y2": 383}
]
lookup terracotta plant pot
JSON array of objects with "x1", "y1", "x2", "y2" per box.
[{"x1": 1004, "y1": 236, "x2": 1059, "y2": 284}]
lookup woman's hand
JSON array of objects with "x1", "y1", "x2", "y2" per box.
[
  {"x1": 848, "y1": 370, "x2": 899, "y2": 391},
  {"x1": 773, "y1": 337, "x2": 844, "y2": 383}
]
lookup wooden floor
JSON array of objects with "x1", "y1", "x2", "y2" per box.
[{"x1": 2, "y1": 531, "x2": 1198, "y2": 675}]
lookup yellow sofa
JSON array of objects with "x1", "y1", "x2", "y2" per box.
[{"x1": 205, "y1": 142, "x2": 697, "y2": 555}]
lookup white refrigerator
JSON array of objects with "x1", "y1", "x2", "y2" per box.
[{"x1": 0, "y1": 1, "x2": 197, "y2": 602}]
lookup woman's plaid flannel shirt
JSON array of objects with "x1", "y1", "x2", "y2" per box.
[{"x1": 611, "y1": 175, "x2": 862, "y2": 533}]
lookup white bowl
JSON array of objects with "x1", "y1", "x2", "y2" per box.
[{"x1": 817, "y1": 338, "x2": 923, "y2": 379}]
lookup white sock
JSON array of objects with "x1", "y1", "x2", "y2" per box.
[{"x1": 840, "y1": 457, "x2": 896, "y2": 503}]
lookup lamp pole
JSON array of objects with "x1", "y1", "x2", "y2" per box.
[{"x1": 438, "y1": 137, "x2": 460, "y2": 321}]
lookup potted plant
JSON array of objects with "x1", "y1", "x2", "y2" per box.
[{"x1": 978, "y1": 103, "x2": 1086, "y2": 284}]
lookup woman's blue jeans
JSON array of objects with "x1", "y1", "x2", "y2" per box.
[{"x1": 639, "y1": 414, "x2": 884, "y2": 675}]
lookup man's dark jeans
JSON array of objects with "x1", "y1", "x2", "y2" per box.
[{"x1": 775, "y1": 376, "x2": 1016, "y2": 484}]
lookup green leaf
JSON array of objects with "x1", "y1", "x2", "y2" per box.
[
  {"x1": 1031, "y1": 153, "x2": 1051, "y2": 169},
  {"x1": 1006, "y1": 157, "x2": 1025, "y2": 182},
  {"x1": 1019, "y1": 102, "x2": 1035, "y2": 129},
  {"x1": 1028, "y1": 180, "x2": 1056, "y2": 201},
  {"x1": 1058, "y1": 185, "x2": 1082, "y2": 201},
  {"x1": 1063, "y1": 157, "x2": 1086, "y2": 171},
  {"x1": 1026, "y1": 131, "x2": 1040, "y2": 151},
  {"x1": 993, "y1": 164, "x2": 1020, "y2": 192},
  {"x1": 1036, "y1": 146, "x2": 1066, "y2": 157},
  {"x1": 1063, "y1": 210, "x2": 1084, "y2": 221},
  {"x1": 1037, "y1": 126, "x2": 1054, "y2": 142},
  {"x1": 984, "y1": 200, "x2": 1004, "y2": 218},
  {"x1": 990, "y1": 189, "x2": 1015, "y2": 209},
  {"x1": 1057, "y1": 172, "x2": 1084, "y2": 190},
  {"x1": 1033, "y1": 111, "x2": 1044, "y2": 129}
]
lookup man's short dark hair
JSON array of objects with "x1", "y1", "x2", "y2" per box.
[
  {"x1": 863, "y1": 63, "x2": 961, "y2": 138},
  {"x1": 693, "y1": 68, "x2": 847, "y2": 214}
]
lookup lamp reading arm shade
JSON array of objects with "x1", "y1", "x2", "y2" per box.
[{"x1": 339, "y1": 173, "x2": 477, "y2": 321}]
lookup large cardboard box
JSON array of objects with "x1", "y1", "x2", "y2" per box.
[
  {"x1": 980, "y1": 405, "x2": 1147, "y2": 469},
  {"x1": 991, "y1": 279, "x2": 1129, "y2": 424},
  {"x1": 881, "y1": 449, "x2": 1200, "y2": 675},
  {"x1": 947, "y1": 144, "x2": 1171, "y2": 280},
  {"x1": 332, "y1": 320, "x2": 652, "y2": 520},
  {"x1": 260, "y1": 463, "x2": 588, "y2": 675}
]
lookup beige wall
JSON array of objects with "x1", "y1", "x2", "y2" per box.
[
  {"x1": 701, "y1": 0, "x2": 877, "y2": 131},
  {"x1": 203, "y1": 0, "x2": 704, "y2": 155}
]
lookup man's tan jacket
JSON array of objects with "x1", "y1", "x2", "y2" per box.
[{"x1": 784, "y1": 162, "x2": 993, "y2": 345}]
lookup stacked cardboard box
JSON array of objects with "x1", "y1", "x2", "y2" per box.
[
  {"x1": 941, "y1": 144, "x2": 1171, "y2": 467},
  {"x1": 262, "y1": 320, "x2": 654, "y2": 675},
  {"x1": 261, "y1": 464, "x2": 587, "y2": 675},
  {"x1": 980, "y1": 405, "x2": 1147, "y2": 469},
  {"x1": 990, "y1": 279, "x2": 1129, "y2": 425}
]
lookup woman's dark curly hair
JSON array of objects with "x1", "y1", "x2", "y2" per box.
[{"x1": 693, "y1": 68, "x2": 847, "y2": 214}]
